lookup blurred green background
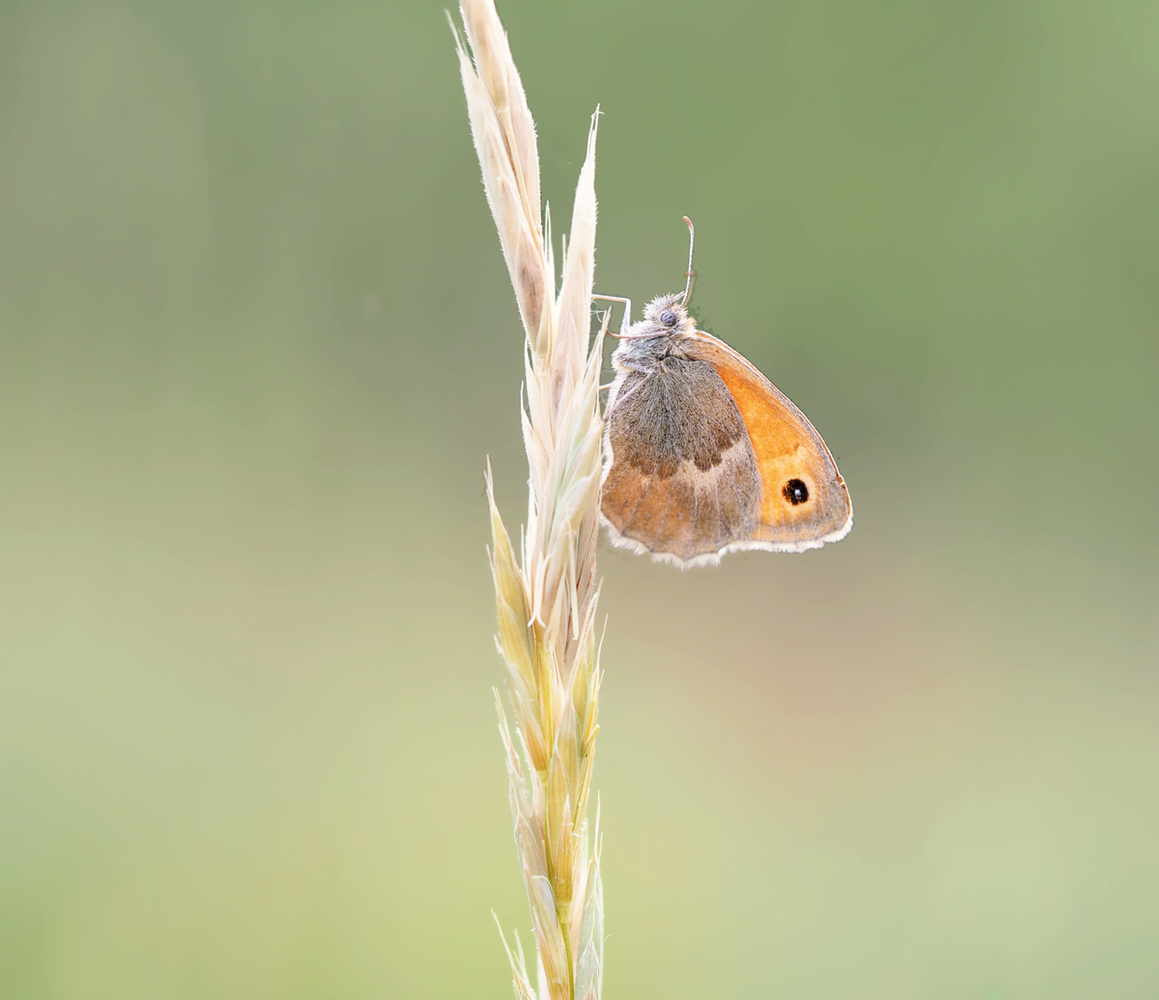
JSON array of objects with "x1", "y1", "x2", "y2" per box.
[{"x1": 1, "y1": 0, "x2": 1157, "y2": 997}]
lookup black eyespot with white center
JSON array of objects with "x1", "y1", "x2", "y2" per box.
[
  {"x1": 660, "y1": 309, "x2": 677, "y2": 326},
  {"x1": 782, "y1": 478, "x2": 809, "y2": 505}
]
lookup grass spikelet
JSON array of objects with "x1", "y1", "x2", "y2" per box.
[{"x1": 454, "y1": 1, "x2": 605, "y2": 998}]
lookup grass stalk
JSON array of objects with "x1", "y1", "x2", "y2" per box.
[{"x1": 452, "y1": 2, "x2": 605, "y2": 998}]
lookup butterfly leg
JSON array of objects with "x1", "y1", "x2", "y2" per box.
[{"x1": 591, "y1": 293, "x2": 633, "y2": 336}]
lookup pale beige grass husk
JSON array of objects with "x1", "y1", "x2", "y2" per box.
[{"x1": 452, "y1": 1, "x2": 606, "y2": 998}]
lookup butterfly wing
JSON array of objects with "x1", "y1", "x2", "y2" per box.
[
  {"x1": 600, "y1": 354, "x2": 766, "y2": 565},
  {"x1": 686, "y1": 332, "x2": 853, "y2": 552}
]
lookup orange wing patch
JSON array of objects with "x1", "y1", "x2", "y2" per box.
[{"x1": 689, "y1": 333, "x2": 852, "y2": 548}]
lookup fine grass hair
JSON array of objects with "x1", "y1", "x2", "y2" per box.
[{"x1": 452, "y1": 1, "x2": 606, "y2": 998}]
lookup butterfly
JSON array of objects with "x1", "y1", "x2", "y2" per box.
[{"x1": 596, "y1": 218, "x2": 852, "y2": 567}]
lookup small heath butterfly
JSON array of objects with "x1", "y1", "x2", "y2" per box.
[{"x1": 597, "y1": 218, "x2": 852, "y2": 567}]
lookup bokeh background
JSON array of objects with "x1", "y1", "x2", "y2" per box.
[{"x1": 2, "y1": 0, "x2": 1158, "y2": 997}]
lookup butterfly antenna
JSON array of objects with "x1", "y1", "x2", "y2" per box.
[{"x1": 679, "y1": 215, "x2": 697, "y2": 306}]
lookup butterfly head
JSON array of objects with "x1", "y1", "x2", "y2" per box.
[{"x1": 641, "y1": 293, "x2": 697, "y2": 336}]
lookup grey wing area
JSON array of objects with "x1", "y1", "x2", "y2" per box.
[{"x1": 600, "y1": 357, "x2": 763, "y2": 561}]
